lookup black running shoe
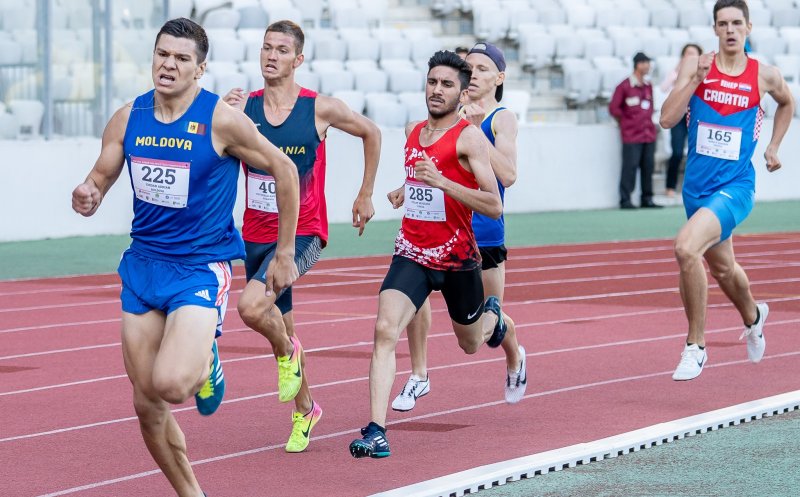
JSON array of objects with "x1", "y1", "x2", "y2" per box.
[{"x1": 349, "y1": 422, "x2": 390, "y2": 458}]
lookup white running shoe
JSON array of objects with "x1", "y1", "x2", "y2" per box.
[
  {"x1": 740, "y1": 302, "x2": 768, "y2": 363},
  {"x1": 505, "y1": 345, "x2": 528, "y2": 404},
  {"x1": 391, "y1": 375, "x2": 430, "y2": 412},
  {"x1": 672, "y1": 344, "x2": 708, "y2": 381}
]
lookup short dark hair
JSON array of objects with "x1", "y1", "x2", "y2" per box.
[
  {"x1": 454, "y1": 46, "x2": 469, "y2": 55},
  {"x1": 713, "y1": 0, "x2": 749, "y2": 23},
  {"x1": 681, "y1": 43, "x2": 703, "y2": 57},
  {"x1": 266, "y1": 20, "x2": 305, "y2": 55},
  {"x1": 427, "y1": 50, "x2": 472, "y2": 91},
  {"x1": 155, "y1": 18, "x2": 209, "y2": 63}
]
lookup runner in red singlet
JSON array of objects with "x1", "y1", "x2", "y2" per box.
[
  {"x1": 349, "y1": 50, "x2": 507, "y2": 459},
  {"x1": 223, "y1": 20, "x2": 380, "y2": 453}
]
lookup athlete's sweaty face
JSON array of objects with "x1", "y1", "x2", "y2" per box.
[
  {"x1": 425, "y1": 66, "x2": 462, "y2": 118},
  {"x1": 152, "y1": 34, "x2": 205, "y2": 96},
  {"x1": 465, "y1": 52, "x2": 503, "y2": 101},
  {"x1": 261, "y1": 31, "x2": 303, "y2": 81},
  {"x1": 714, "y1": 7, "x2": 751, "y2": 54}
]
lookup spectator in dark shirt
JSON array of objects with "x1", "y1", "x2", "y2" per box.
[{"x1": 609, "y1": 52, "x2": 662, "y2": 209}]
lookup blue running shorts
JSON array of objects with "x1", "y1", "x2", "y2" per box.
[
  {"x1": 244, "y1": 235, "x2": 322, "y2": 314},
  {"x1": 118, "y1": 249, "x2": 232, "y2": 336},
  {"x1": 683, "y1": 186, "x2": 755, "y2": 243}
]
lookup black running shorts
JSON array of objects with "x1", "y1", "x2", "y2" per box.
[
  {"x1": 380, "y1": 256, "x2": 485, "y2": 325},
  {"x1": 479, "y1": 245, "x2": 508, "y2": 270}
]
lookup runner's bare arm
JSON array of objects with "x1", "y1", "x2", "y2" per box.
[
  {"x1": 414, "y1": 125, "x2": 501, "y2": 219},
  {"x1": 71, "y1": 104, "x2": 132, "y2": 216},
  {"x1": 660, "y1": 53, "x2": 709, "y2": 129},
  {"x1": 760, "y1": 63, "x2": 795, "y2": 172},
  {"x1": 318, "y1": 96, "x2": 381, "y2": 235},
  {"x1": 486, "y1": 109, "x2": 518, "y2": 187},
  {"x1": 213, "y1": 102, "x2": 300, "y2": 294}
]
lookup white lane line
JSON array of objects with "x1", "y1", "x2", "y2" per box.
[
  {"x1": 2, "y1": 238, "x2": 796, "y2": 297},
  {"x1": 370, "y1": 388, "x2": 800, "y2": 497},
  {"x1": 6, "y1": 319, "x2": 800, "y2": 442},
  {"x1": 2, "y1": 259, "x2": 799, "y2": 333},
  {"x1": 3, "y1": 283, "x2": 800, "y2": 361},
  {"x1": 32, "y1": 350, "x2": 800, "y2": 497}
]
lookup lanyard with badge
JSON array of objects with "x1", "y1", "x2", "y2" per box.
[{"x1": 130, "y1": 156, "x2": 190, "y2": 208}]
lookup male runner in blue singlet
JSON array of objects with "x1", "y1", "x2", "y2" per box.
[
  {"x1": 71, "y1": 18, "x2": 300, "y2": 497},
  {"x1": 660, "y1": 0, "x2": 794, "y2": 381}
]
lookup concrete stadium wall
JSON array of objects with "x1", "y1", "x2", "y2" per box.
[{"x1": 1, "y1": 119, "x2": 798, "y2": 242}]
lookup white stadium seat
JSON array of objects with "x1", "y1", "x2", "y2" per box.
[
  {"x1": 210, "y1": 37, "x2": 246, "y2": 63},
  {"x1": 8, "y1": 99, "x2": 44, "y2": 137},
  {"x1": 203, "y1": 8, "x2": 241, "y2": 29},
  {"x1": 295, "y1": 71, "x2": 321, "y2": 92},
  {"x1": 332, "y1": 89, "x2": 366, "y2": 113},
  {"x1": 318, "y1": 70, "x2": 355, "y2": 94},
  {"x1": 397, "y1": 91, "x2": 427, "y2": 123},
  {"x1": 354, "y1": 69, "x2": 388, "y2": 93},
  {"x1": 500, "y1": 89, "x2": 530, "y2": 123},
  {"x1": 236, "y1": 5, "x2": 269, "y2": 30},
  {"x1": 388, "y1": 69, "x2": 424, "y2": 93}
]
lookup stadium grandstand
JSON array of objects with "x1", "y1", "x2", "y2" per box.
[
  {"x1": 2, "y1": 0, "x2": 800, "y2": 242},
  {"x1": 3, "y1": 0, "x2": 800, "y2": 140}
]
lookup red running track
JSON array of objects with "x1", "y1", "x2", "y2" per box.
[{"x1": 1, "y1": 234, "x2": 799, "y2": 497}]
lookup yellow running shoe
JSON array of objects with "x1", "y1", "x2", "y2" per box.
[
  {"x1": 277, "y1": 336, "x2": 303, "y2": 402},
  {"x1": 285, "y1": 400, "x2": 323, "y2": 453}
]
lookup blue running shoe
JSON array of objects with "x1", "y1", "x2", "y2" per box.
[
  {"x1": 484, "y1": 296, "x2": 507, "y2": 348},
  {"x1": 195, "y1": 340, "x2": 225, "y2": 416},
  {"x1": 349, "y1": 422, "x2": 390, "y2": 459}
]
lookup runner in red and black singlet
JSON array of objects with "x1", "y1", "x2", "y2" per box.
[
  {"x1": 394, "y1": 118, "x2": 480, "y2": 271},
  {"x1": 397, "y1": 42, "x2": 527, "y2": 414},
  {"x1": 223, "y1": 20, "x2": 380, "y2": 453},
  {"x1": 349, "y1": 50, "x2": 508, "y2": 460}
]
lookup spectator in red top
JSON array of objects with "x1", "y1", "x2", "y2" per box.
[{"x1": 609, "y1": 52, "x2": 662, "y2": 209}]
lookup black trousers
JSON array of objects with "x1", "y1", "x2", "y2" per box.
[
  {"x1": 667, "y1": 116, "x2": 688, "y2": 191},
  {"x1": 620, "y1": 141, "x2": 655, "y2": 206}
]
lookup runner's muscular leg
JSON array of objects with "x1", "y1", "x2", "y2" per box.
[
  {"x1": 405, "y1": 298, "x2": 431, "y2": 379},
  {"x1": 371, "y1": 290, "x2": 419, "y2": 427},
  {"x1": 482, "y1": 264, "x2": 521, "y2": 370},
  {"x1": 283, "y1": 311, "x2": 313, "y2": 413},
  {"x1": 674, "y1": 208, "x2": 723, "y2": 346},
  {"x1": 122, "y1": 310, "x2": 206, "y2": 497},
  {"x1": 704, "y1": 239, "x2": 758, "y2": 326},
  {"x1": 238, "y1": 279, "x2": 293, "y2": 357}
]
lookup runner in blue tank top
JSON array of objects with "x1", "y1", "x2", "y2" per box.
[
  {"x1": 660, "y1": 0, "x2": 794, "y2": 381},
  {"x1": 71, "y1": 18, "x2": 300, "y2": 497},
  {"x1": 394, "y1": 42, "x2": 528, "y2": 413}
]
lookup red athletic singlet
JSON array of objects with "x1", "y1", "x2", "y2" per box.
[
  {"x1": 241, "y1": 88, "x2": 328, "y2": 245},
  {"x1": 394, "y1": 119, "x2": 480, "y2": 271}
]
